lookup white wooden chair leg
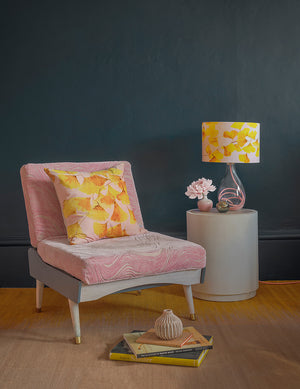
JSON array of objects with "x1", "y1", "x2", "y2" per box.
[
  {"x1": 36, "y1": 280, "x2": 44, "y2": 313},
  {"x1": 183, "y1": 285, "x2": 196, "y2": 320},
  {"x1": 68, "y1": 299, "x2": 81, "y2": 344}
]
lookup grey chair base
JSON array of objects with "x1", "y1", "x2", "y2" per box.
[{"x1": 29, "y1": 248, "x2": 205, "y2": 344}]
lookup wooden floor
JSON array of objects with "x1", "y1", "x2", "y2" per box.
[{"x1": 1, "y1": 283, "x2": 300, "y2": 389}]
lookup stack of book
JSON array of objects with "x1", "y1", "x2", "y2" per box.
[{"x1": 109, "y1": 326, "x2": 213, "y2": 367}]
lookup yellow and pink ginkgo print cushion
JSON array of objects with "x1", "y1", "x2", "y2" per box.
[
  {"x1": 202, "y1": 122, "x2": 260, "y2": 163},
  {"x1": 44, "y1": 164, "x2": 146, "y2": 245}
]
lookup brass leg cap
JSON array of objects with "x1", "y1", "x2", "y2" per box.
[
  {"x1": 75, "y1": 336, "x2": 81, "y2": 344},
  {"x1": 36, "y1": 308, "x2": 42, "y2": 313},
  {"x1": 190, "y1": 313, "x2": 196, "y2": 321}
]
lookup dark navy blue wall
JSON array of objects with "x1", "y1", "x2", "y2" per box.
[
  {"x1": 235, "y1": 0, "x2": 300, "y2": 236},
  {"x1": 1, "y1": 0, "x2": 300, "y2": 284}
]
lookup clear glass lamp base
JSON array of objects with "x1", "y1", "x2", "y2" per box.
[{"x1": 217, "y1": 163, "x2": 245, "y2": 210}]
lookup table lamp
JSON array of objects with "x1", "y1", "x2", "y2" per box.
[{"x1": 202, "y1": 122, "x2": 260, "y2": 210}]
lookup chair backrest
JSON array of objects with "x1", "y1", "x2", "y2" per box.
[{"x1": 20, "y1": 161, "x2": 144, "y2": 247}]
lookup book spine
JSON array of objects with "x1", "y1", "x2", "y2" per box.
[
  {"x1": 136, "y1": 344, "x2": 212, "y2": 358},
  {"x1": 195, "y1": 348, "x2": 209, "y2": 368},
  {"x1": 109, "y1": 353, "x2": 199, "y2": 367}
]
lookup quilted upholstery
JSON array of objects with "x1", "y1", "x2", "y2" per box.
[{"x1": 37, "y1": 232, "x2": 206, "y2": 285}]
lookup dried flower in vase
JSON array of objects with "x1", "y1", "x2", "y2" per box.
[
  {"x1": 185, "y1": 178, "x2": 216, "y2": 200},
  {"x1": 185, "y1": 178, "x2": 216, "y2": 212}
]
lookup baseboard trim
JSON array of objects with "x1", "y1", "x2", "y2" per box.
[
  {"x1": 259, "y1": 234, "x2": 300, "y2": 241},
  {"x1": 1, "y1": 231, "x2": 300, "y2": 246},
  {"x1": 0, "y1": 240, "x2": 31, "y2": 247},
  {"x1": 1, "y1": 233, "x2": 299, "y2": 286}
]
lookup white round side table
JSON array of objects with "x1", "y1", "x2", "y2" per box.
[{"x1": 187, "y1": 208, "x2": 259, "y2": 301}]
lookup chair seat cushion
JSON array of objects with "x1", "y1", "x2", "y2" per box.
[{"x1": 37, "y1": 232, "x2": 206, "y2": 285}]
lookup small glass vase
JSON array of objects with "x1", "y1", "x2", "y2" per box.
[
  {"x1": 197, "y1": 195, "x2": 213, "y2": 212},
  {"x1": 218, "y1": 163, "x2": 245, "y2": 210}
]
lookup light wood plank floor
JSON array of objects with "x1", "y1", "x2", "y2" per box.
[{"x1": 0, "y1": 283, "x2": 300, "y2": 389}]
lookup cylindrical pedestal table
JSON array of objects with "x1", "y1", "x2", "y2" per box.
[{"x1": 187, "y1": 209, "x2": 259, "y2": 301}]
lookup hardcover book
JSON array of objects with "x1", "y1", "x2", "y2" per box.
[
  {"x1": 135, "y1": 328, "x2": 193, "y2": 348},
  {"x1": 123, "y1": 327, "x2": 213, "y2": 358},
  {"x1": 109, "y1": 335, "x2": 213, "y2": 367}
]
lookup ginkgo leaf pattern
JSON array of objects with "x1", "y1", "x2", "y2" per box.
[
  {"x1": 63, "y1": 197, "x2": 91, "y2": 218},
  {"x1": 93, "y1": 222, "x2": 107, "y2": 238},
  {"x1": 67, "y1": 222, "x2": 87, "y2": 242},
  {"x1": 202, "y1": 122, "x2": 260, "y2": 163},
  {"x1": 111, "y1": 202, "x2": 129, "y2": 223},
  {"x1": 117, "y1": 190, "x2": 130, "y2": 205},
  {"x1": 106, "y1": 224, "x2": 127, "y2": 238},
  {"x1": 99, "y1": 194, "x2": 115, "y2": 207},
  {"x1": 44, "y1": 164, "x2": 144, "y2": 245},
  {"x1": 223, "y1": 143, "x2": 235, "y2": 157},
  {"x1": 224, "y1": 130, "x2": 238, "y2": 139},
  {"x1": 88, "y1": 205, "x2": 110, "y2": 221},
  {"x1": 239, "y1": 154, "x2": 250, "y2": 163}
]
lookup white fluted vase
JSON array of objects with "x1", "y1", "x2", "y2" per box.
[{"x1": 154, "y1": 309, "x2": 183, "y2": 340}]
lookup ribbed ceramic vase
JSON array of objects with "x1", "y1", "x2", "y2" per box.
[{"x1": 154, "y1": 309, "x2": 183, "y2": 340}]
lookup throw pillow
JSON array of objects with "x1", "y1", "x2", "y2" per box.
[{"x1": 44, "y1": 164, "x2": 145, "y2": 245}]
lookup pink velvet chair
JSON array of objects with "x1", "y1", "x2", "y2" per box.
[{"x1": 20, "y1": 161, "x2": 206, "y2": 344}]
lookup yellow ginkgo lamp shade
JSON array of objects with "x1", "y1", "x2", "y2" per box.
[{"x1": 202, "y1": 122, "x2": 260, "y2": 210}]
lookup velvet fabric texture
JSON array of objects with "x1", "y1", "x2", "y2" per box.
[{"x1": 37, "y1": 232, "x2": 206, "y2": 285}]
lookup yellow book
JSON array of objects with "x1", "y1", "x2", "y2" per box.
[{"x1": 109, "y1": 333, "x2": 213, "y2": 367}]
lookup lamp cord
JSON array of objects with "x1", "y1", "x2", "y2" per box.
[{"x1": 259, "y1": 280, "x2": 300, "y2": 285}]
